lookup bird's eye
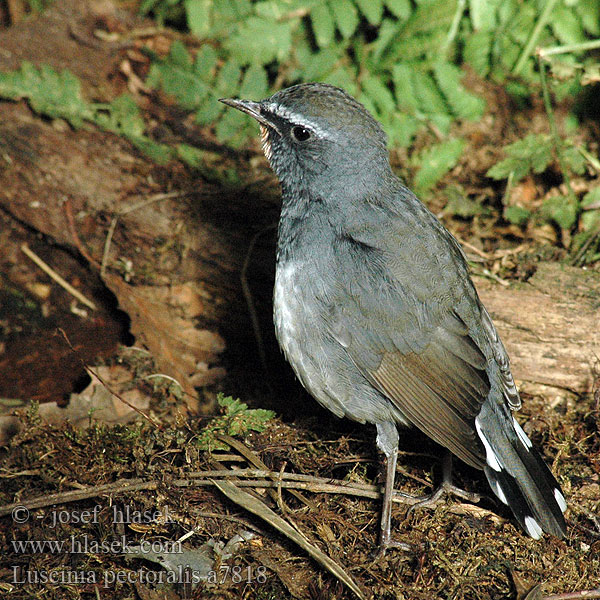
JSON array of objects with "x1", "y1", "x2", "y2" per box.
[{"x1": 292, "y1": 126, "x2": 311, "y2": 142}]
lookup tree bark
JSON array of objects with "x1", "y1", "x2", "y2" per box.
[{"x1": 477, "y1": 263, "x2": 600, "y2": 395}]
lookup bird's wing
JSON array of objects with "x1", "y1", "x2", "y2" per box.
[
  {"x1": 333, "y1": 299, "x2": 490, "y2": 468},
  {"x1": 329, "y1": 197, "x2": 509, "y2": 468}
]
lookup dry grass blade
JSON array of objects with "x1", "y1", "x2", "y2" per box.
[{"x1": 212, "y1": 479, "x2": 368, "y2": 600}]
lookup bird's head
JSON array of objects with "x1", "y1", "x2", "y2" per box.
[{"x1": 220, "y1": 83, "x2": 392, "y2": 200}]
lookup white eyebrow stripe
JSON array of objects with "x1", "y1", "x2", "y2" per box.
[{"x1": 262, "y1": 102, "x2": 332, "y2": 139}]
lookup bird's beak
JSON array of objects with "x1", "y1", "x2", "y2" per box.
[{"x1": 219, "y1": 98, "x2": 282, "y2": 135}]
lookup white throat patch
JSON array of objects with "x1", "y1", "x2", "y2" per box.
[{"x1": 259, "y1": 125, "x2": 273, "y2": 162}]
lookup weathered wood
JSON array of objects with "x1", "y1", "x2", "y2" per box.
[{"x1": 476, "y1": 263, "x2": 600, "y2": 395}]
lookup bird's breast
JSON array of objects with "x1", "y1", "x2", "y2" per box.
[{"x1": 273, "y1": 260, "x2": 304, "y2": 356}]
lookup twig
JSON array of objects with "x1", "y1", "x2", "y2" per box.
[
  {"x1": 472, "y1": 268, "x2": 510, "y2": 287},
  {"x1": 276, "y1": 462, "x2": 289, "y2": 515},
  {"x1": 442, "y1": 0, "x2": 466, "y2": 55},
  {"x1": 186, "y1": 468, "x2": 389, "y2": 491},
  {"x1": 0, "y1": 479, "x2": 156, "y2": 517},
  {"x1": 143, "y1": 373, "x2": 185, "y2": 393},
  {"x1": 216, "y1": 434, "x2": 316, "y2": 509},
  {"x1": 21, "y1": 243, "x2": 97, "y2": 310},
  {"x1": 186, "y1": 510, "x2": 263, "y2": 534},
  {"x1": 543, "y1": 590, "x2": 600, "y2": 600},
  {"x1": 58, "y1": 328, "x2": 161, "y2": 428},
  {"x1": 539, "y1": 39, "x2": 600, "y2": 58},
  {"x1": 0, "y1": 470, "x2": 498, "y2": 522},
  {"x1": 213, "y1": 479, "x2": 368, "y2": 600},
  {"x1": 64, "y1": 198, "x2": 101, "y2": 267},
  {"x1": 571, "y1": 221, "x2": 600, "y2": 266},
  {"x1": 512, "y1": 0, "x2": 560, "y2": 75},
  {"x1": 501, "y1": 170, "x2": 515, "y2": 210}
]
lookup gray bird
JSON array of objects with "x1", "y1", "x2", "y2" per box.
[{"x1": 220, "y1": 83, "x2": 567, "y2": 552}]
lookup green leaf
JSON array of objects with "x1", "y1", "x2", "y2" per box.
[
  {"x1": 504, "y1": 205, "x2": 531, "y2": 225},
  {"x1": 581, "y1": 209, "x2": 600, "y2": 232},
  {"x1": 329, "y1": 0, "x2": 359, "y2": 38},
  {"x1": 411, "y1": 70, "x2": 449, "y2": 115},
  {"x1": 413, "y1": 137, "x2": 465, "y2": 194},
  {"x1": 582, "y1": 187, "x2": 600, "y2": 209},
  {"x1": 146, "y1": 42, "x2": 212, "y2": 109},
  {"x1": 139, "y1": 0, "x2": 161, "y2": 15},
  {"x1": 239, "y1": 64, "x2": 268, "y2": 100},
  {"x1": 176, "y1": 143, "x2": 205, "y2": 167},
  {"x1": 371, "y1": 18, "x2": 403, "y2": 63},
  {"x1": 433, "y1": 62, "x2": 485, "y2": 120},
  {"x1": 321, "y1": 65, "x2": 359, "y2": 95},
  {"x1": 0, "y1": 62, "x2": 94, "y2": 128},
  {"x1": 550, "y1": 6, "x2": 586, "y2": 46},
  {"x1": 401, "y1": 0, "x2": 457, "y2": 37},
  {"x1": 300, "y1": 47, "x2": 340, "y2": 80},
  {"x1": 216, "y1": 57, "x2": 242, "y2": 95},
  {"x1": 361, "y1": 76, "x2": 396, "y2": 115},
  {"x1": 487, "y1": 134, "x2": 553, "y2": 182},
  {"x1": 310, "y1": 2, "x2": 336, "y2": 48},
  {"x1": 445, "y1": 186, "x2": 486, "y2": 217},
  {"x1": 387, "y1": 111, "x2": 420, "y2": 147},
  {"x1": 392, "y1": 63, "x2": 419, "y2": 112},
  {"x1": 94, "y1": 95, "x2": 146, "y2": 138},
  {"x1": 463, "y1": 30, "x2": 492, "y2": 76},
  {"x1": 384, "y1": 0, "x2": 412, "y2": 19},
  {"x1": 355, "y1": 0, "x2": 384, "y2": 25},
  {"x1": 169, "y1": 39, "x2": 193, "y2": 68},
  {"x1": 255, "y1": 0, "x2": 321, "y2": 20},
  {"x1": 185, "y1": 0, "x2": 212, "y2": 37},
  {"x1": 193, "y1": 44, "x2": 218, "y2": 82},
  {"x1": 541, "y1": 195, "x2": 579, "y2": 229},
  {"x1": 215, "y1": 107, "x2": 248, "y2": 144},
  {"x1": 575, "y1": 0, "x2": 600, "y2": 35},
  {"x1": 486, "y1": 157, "x2": 526, "y2": 181},
  {"x1": 212, "y1": 0, "x2": 251, "y2": 23},
  {"x1": 561, "y1": 144, "x2": 587, "y2": 175},
  {"x1": 127, "y1": 136, "x2": 174, "y2": 165},
  {"x1": 468, "y1": 0, "x2": 498, "y2": 31},
  {"x1": 196, "y1": 393, "x2": 275, "y2": 451},
  {"x1": 225, "y1": 17, "x2": 293, "y2": 64}
]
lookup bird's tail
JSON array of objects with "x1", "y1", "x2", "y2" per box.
[{"x1": 475, "y1": 403, "x2": 567, "y2": 539}]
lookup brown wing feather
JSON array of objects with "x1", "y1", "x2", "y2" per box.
[{"x1": 366, "y1": 326, "x2": 489, "y2": 469}]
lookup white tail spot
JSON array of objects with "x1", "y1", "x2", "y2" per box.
[
  {"x1": 554, "y1": 488, "x2": 567, "y2": 513},
  {"x1": 512, "y1": 417, "x2": 533, "y2": 449},
  {"x1": 524, "y1": 515, "x2": 543, "y2": 539},
  {"x1": 475, "y1": 417, "x2": 502, "y2": 472},
  {"x1": 488, "y1": 477, "x2": 508, "y2": 505}
]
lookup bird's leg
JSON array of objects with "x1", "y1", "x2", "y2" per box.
[
  {"x1": 375, "y1": 423, "x2": 412, "y2": 555},
  {"x1": 407, "y1": 451, "x2": 481, "y2": 517}
]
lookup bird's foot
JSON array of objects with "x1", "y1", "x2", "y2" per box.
[
  {"x1": 406, "y1": 480, "x2": 481, "y2": 518},
  {"x1": 372, "y1": 533, "x2": 419, "y2": 560}
]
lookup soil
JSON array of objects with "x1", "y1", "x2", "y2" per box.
[{"x1": 0, "y1": 2, "x2": 599, "y2": 600}]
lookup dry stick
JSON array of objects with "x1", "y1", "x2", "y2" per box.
[
  {"x1": 64, "y1": 197, "x2": 101, "y2": 268},
  {"x1": 544, "y1": 591, "x2": 600, "y2": 600},
  {"x1": 0, "y1": 479, "x2": 156, "y2": 517},
  {"x1": 57, "y1": 328, "x2": 161, "y2": 428},
  {"x1": 187, "y1": 510, "x2": 264, "y2": 533},
  {"x1": 21, "y1": 243, "x2": 97, "y2": 310},
  {"x1": 0, "y1": 471, "x2": 498, "y2": 521},
  {"x1": 217, "y1": 434, "x2": 316, "y2": 510}
]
